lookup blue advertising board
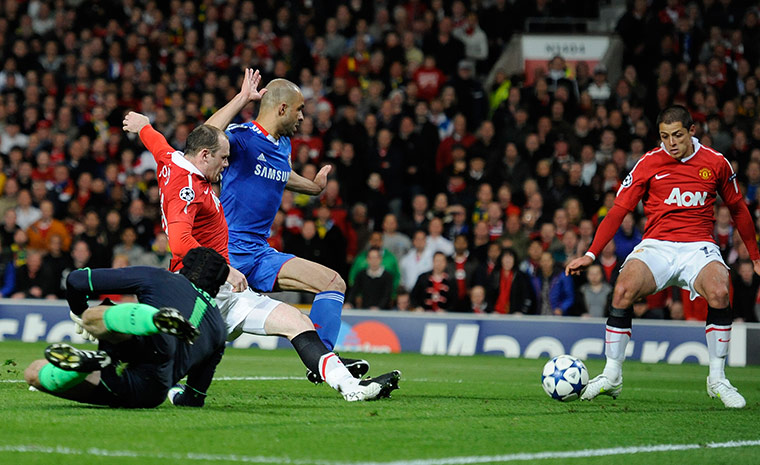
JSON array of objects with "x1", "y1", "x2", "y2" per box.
[{"x1": 1, "y1": 300, "x2": 758, "y2": 366}]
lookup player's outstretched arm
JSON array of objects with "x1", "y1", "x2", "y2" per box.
[
  {"x1": 206, "y1": 68, "x2": 267, "y2": 130},
  {"x1": 565, "y1": 254, "x2": 594, "y2": 276},
  {"x1": 725, "y1": 200, "x2": 760, "y2": 265},
  {"x1": 122, "y1": 111, "x2": 150, "y2": 134},
  {"x1": 285, "y1": 165, "x2": 331, "y2": 195}
]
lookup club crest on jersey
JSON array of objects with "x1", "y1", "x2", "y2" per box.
[
  {"x1": 179, "y1": 186, "x2": 195, "y2": 202},
  {"x1": 698, "y1": 167, "x2": 712, "y2": 180}
]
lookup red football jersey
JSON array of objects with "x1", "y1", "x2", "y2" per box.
[
  {"x1": 139, "y1": 125, "x2": 229, "y2": 271},
  {"x1": 615, "y1": 139, "x2": 741, "y2": 243}
]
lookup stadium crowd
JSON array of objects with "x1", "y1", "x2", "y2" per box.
[{"x1": 0, "y1": 0, "x2": 759, "y2": 322}]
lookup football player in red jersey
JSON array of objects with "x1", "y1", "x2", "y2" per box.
[
  {"x1": 566, "y1": 105, "x2": 760, "y2": 408},
  {"x1": 120, "y1": 86, "x2": 400, "y2": 402}
]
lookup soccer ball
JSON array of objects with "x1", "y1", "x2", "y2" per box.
[{"x1": 541, "y1": 355, "x2": 589, "y2": 402}]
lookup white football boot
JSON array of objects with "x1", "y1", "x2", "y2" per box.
[
  {"x1": 581, "y1": 374, "x2": 622, "y2": 400},
  {"x1": 340, "y1": 370, "x2": 401, "y2": 402},
  {"x1": 707, "y1": 377, "x2": 746, "y2": 408}
]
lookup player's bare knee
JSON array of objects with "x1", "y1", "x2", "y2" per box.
[
  {"x1": 612, "y1": 286, "x2": 635, "y2": 308},
  {"x1": 299, "y1": 311, "x2": 315, "y2": 329},
  {"x1": 24, "y1": 360, "x2": 45, "y2": 387},
  {"x1": 325, "y1": 272, "x2": 346, "y2": 293},
  {"x1": 705, "y1": 288, "x2": 730, "y2": 308}
]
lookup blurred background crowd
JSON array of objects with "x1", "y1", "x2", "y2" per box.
[{"x1": 1, "y1": 0, "x2": 760, "y2": 322}]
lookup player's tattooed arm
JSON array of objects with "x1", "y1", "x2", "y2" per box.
[{"x1": 206, "y1": 68, "x2": 267, "y2": 130}]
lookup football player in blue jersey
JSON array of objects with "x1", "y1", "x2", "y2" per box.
[{"x1": 206, "y1": 70, "x2": 369, "y2": 383}]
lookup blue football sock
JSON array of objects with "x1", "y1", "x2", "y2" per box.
[{"x1": 310, "y1": 291, "x2": 344, "y2": 350}]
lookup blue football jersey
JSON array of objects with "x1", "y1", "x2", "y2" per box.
[{"x1": 222, "y1": 121, "x2": 291, "y2": 245}]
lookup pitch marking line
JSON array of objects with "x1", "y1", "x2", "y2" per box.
[
  {"x1": 1, "y1": 440, "x2": 759, "y2": 464},
  {"x1": 1, "y1": 377, "x2": 441, "y2": 383}
]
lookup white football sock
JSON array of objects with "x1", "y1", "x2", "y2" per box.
[
  {"x1": 602, "y1": 325, "x2": 630, "y2": 382},
  {"x1": 705, "y1": 323, "x2": 731, "y2": 381},
  {"x1": 320, "y1": 353, "x2": 358, "y2": 392}
]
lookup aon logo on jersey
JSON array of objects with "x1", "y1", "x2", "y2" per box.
[{"x1": 664, "y1": 187, "x2": 707, "y2": 207}]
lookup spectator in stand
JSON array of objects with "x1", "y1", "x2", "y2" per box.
[
  {"x1": 74, "y1": 209, "x2": 110, "y2": 268},
  {"x1": 393, "y1": 288, "x2": 412, "y2": 311},
  {"x1": 444, "y1": 204, "x2": 470, "y2": 241},
  {"x1": 448, "y1": 60, "x2": 487, "y2": 131},
  {"x1": 15, "y1": 189, "x2": 41, "y2": 231},
  {"x1": 349, "y1": 231, "x2": 401, "y2": 293},
  {"x1": 399, "y1": 194, "x2": 430, "y2": 237},
  {"x1": 122, "y1": 198, "x2": 155, "y2": 249},
  {"x1": 731, "y1": 259, "x2": 760, "y2": 323},
  {"x1": 613, "y1": 212, "x2": 642, "y2": 262},
  {"x1": 26, "y1": 200, "x2": 71, "y2": 252},
  {"x1": 436, "y1": 114, "x2": 475, "y2": 174},
  {"x1": 484, "y1": 201, "x2": 505, "y2": 241},
  {"x1": 580, "y1": 264, "x2": 613, "y2": 318},
  {"x1": 472, "y1": 241, "x2": 501, "y2": 287},
  {"x1": 42, "y1": 234, "x2": 72, "y2": 298},
  {"x1": 532, "y1": 251, "x2": 574, "y2": 316},
  {"x1": 111, "y1": 227, "x2": 148, "y2": 267},
  {"x1": 143, "y1": 231, "x2": 172, "y2": 269},
  {"x1": 414, "y1": 55, "x2": 446, "y2": 102},
  {"x1": 597, "y1": 241, "x2": 622, "y2": 287},
  {"x1": 537, "y1": 222, "x2": 564, "y2": 259},
  {"x1": 11, "y1": 250, "x2": 57, "y2": 299},
  {"x1": 411, "y1": 251, "x2": 457, "y2": 312},
  {"x1": 400, "y1": 229, "x2": 434, "y2": 291},
  {"x1": 486, "y1": 248, "x2": 535, "y2": 315},
  {"x1": 0, "y1": 235, "x2": 15, "y2": 297},
  {"x1": 422, "y1": 16, "x2": 465, "y2": 78},
  {"x1": 425, "y1": 217, "x2": 455, "y2": 257},
  {"x1": 0, "y1": 178, "x2": 20, "y2": 216},
  {"x1": 448, "y1": 234, "x2": 478, "y2": 308},
  {"x1": 347, "y1": 247, "x2": 395, "y2": 310},
  {"x1": 468, "y1": 284, "x2": 490, "y2": 313},
  {"x1": 470, "y1": 220, "x2": 492, "y2": 262},
  {"x1": 381, "y1": 213, "x2": 412, "y2": 261}
]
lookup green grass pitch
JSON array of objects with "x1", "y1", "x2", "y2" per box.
[{"x1": 1, "y1": 340, "x2": 758, "y2": 465}]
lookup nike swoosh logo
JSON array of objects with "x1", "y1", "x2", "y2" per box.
[
  {"x1": 718, "y1": 338, "x2": 730, "y2": 343},
  {"x1": 203, "y1": 188, "x2": 209, "y2": 194},
  {"x1": 655, "y1": 173, "x2": 671, "y2": 180}
]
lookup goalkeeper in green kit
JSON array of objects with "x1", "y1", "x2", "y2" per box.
[{"x1": 24, "y1": 247, "x2": 229, "y2": 408}]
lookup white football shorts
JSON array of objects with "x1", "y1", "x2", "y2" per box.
[
  {"x1": 622, "y1": 239, "x2": 728, "y2": 300},
  {"x1": 215, "y1": 282, "x2": 281, "y2": 340}
]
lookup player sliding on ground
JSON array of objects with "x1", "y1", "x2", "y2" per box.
[
  {"x1": 566, "y1": 105, "x2": 760, "y2": 408},
  {"x1": 121, "y1": 83, "x2": 400, "y2": 401},
  {"x1": 25, "y1": 247, "x2": 228, "y2": 408}
]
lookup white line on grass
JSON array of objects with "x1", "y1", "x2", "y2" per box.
[
  {"x1": 1, "y1": 440, "x2": 759, "y2": 464},
  {"x1": 2, "y1": 377, "x2": 443, "y2": 384}
]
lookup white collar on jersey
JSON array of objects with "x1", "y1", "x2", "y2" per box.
[
  {"x1": 171, "y1": 151, "x2": 205, "y2": 179},
  {"x1": 660, "y1": 136, "x2": 701, "y2": 163}
]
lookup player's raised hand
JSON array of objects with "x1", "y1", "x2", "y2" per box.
[
  {"x1": 227, "y1": 265, "x2": 248, "y2": 293},
  {"x1": 313, "y1": 165, "x2": 332, "y2": 191},
  {"x1": 240, "y1": 68, "x2": 268, "y2": 102},
  {"x1": 122, "y1": 111, "x2": 151, "y2": 134},
  {"x1": 565, "y1": 254, "x2": 593, "y2": 276},
  {"x1": 753, "y1": 258, "x2": 760, "y2": 276}
]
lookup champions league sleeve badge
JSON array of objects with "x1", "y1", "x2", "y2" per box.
[{"x1": 179, "y1": 186, "x2": 195, "y2": 202}]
